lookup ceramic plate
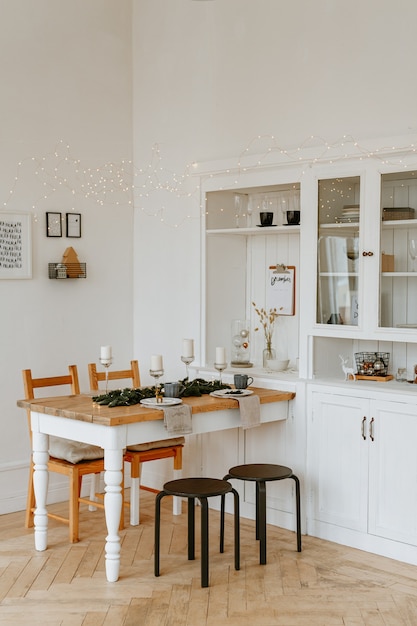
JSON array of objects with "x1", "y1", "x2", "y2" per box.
[
  {"x1": 210, "y1": 389, "x2": 254, "y2": 398},
  {"x1": 140, "y1": 397, "x2": 182, "y2": 407}
]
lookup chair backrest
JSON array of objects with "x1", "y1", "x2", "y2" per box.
[
  {"x1": 88, "y1": 360, "x2": 141, "y2": 391},
  {"x1": 22, "y1": 365, "x2": 80, "y2": 441},
  {"x1": 22, "y1": 365, "x2": 80, "y2": 400}
]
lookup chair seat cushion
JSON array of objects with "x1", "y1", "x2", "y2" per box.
[
  {"x1": 127, "y1": 437, "x2": 185, "y2": 452},
  {"x1": 49, "y1": 436, "x2": 104, "y2": 464}
]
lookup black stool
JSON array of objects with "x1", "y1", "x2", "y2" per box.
[
  {"x1": 220, "y1": 464, "x2": 301, "y2": 565},
  {"x1": 155, "y1": 477, "x2": 240, "y2": 588}
]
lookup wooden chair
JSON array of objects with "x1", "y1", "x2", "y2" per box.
[
  {"x1": 23, "y1": 365, "x2": 109, "y2": 543},
  {"x1": 88, "y1": 360, "x2": 185, "y2": 525}
]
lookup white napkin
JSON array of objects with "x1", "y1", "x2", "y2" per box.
[
  {"x1": 237, "y1": 394, "x2": 261, "y2": 429},
  {"x1": 163, "y1": 404, "x2": 193, "y2": 435}
]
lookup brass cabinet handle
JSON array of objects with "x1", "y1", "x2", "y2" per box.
[
  {"x1": 362, "y1": 251, "x2": 374, "y2": 257},
  {"x1": 369, "y1": 417, "x2": 375, "y2": 441},
  {"x1": 361, "y1": 416, "x2": 367, "y2": 440}
]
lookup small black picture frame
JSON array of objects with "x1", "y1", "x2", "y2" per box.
[
  {"x1": 46, "y1": 212, "x2": 62, "y2": 237},
  {"x1": 66, "y1": 213, "x2": 81, "y2": 238}
]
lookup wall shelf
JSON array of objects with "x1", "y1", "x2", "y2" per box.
[{"x1": 48, "y1": 263, "x2": 87, "y2": 279}]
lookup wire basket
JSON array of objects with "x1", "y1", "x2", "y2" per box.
[{"x1": 354, "y1": 352, "x2": 390, "y2": 376}]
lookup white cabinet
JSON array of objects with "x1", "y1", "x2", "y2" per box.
[
  {"x1": 368, "y1": 399, "x2": 417, "y2": 545},
  {"x1": 308, "y1": 387, "x2": 417, "y2": 560},
  {"x1": 310, "y1": 166, "x2": 417, "y2": 342},
  {"x1": 309, "y1": 390, "x2": 368, "y2": 533}
]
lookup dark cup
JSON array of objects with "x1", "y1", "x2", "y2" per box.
[
  {"x1": 286, "y1": 210, "x2": 300, "y2": 225},
  {"x1": 164, "y1": 381, "x2": 185, "y2": 398},
  {"x1": 234, "y1": 374, "x2": 254, "y2": 389},
  {"x1": 260, "y1": 212, "x2": 273, "y2": 226}
]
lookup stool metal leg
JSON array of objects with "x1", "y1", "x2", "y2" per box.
[
  {"x1": 255, "y1": 482, "x2": 260, "y2": 540},
  {"x1": 200, "y1": 497, "x2": 209, "y2": 588},
  {"x1": 232, "y1": 487, "x2": 240, "y2": 571},
  {"x1": 220, "y1": 493, "x2": 225, "y2": 553},
  {"x1": 154, "y1": 490, "x2": 165, "y2": 577},
  {"x1": 291, "y1": 474, "x2": 302, "y2": 552},
  {"x1": 258, "y1": 481, "x2": 267, "y2": 565},
  {"x1": 187, "y1": 497, "x2": 195, "y2": 560}
]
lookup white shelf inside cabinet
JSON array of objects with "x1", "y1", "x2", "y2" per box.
[
  {"x1": 206, "y1": 225, "x2": 300, "y2": 236},
  {"x1": 319, "y1": 222, "x2": 359, "y2": 230},
  {"x1": 319, "y1": 272, "x2": 358, "y2": 277},
  {"x1": 382, "y1": 272, "x2": 417, "y2": 277},
  {"x1": 382, "y1": 218, "x2": 417, "y2": 229}
]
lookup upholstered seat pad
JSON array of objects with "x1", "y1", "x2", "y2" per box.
[
  {"x1": 127, "y1": 437, "x2": 185, "y2": 452},
  {"x1": 49, "y1": 436, "x2": 104, "y2": 464}
]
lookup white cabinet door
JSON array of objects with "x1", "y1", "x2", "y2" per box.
[
  {"x1": 310, "y1": 391, "x2": 368, "y2": 532},
  {"x1": 368, "y1": 400, "x2": 417, "y2": 546}
]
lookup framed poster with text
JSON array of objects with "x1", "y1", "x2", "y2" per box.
[{"x1": 0, "y1": 212, "x2": 32, "y2": 279}]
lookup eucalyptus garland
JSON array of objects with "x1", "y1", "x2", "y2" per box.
[{"x1": 92, "y1": 377, "x2": 231, "y2": 407}]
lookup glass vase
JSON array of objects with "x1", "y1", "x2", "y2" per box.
[{"x1": 263, "y1": 345, "x2": 276, "y2": 368}]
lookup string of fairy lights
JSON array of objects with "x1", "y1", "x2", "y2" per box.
[{"x1": 1, "y1": 134, "x2": 417, "y2": 228}]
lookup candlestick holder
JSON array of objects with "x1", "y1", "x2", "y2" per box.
[
  {"x1": 181, "y1": 354, "x2": 195, "y2": 380},
  {"x1": 214, "y1": 362, "x2": 227, "y2": 384},
  {"x1": 99, "y1": 357, "x2": 113, "y2": 393},
  {"x1": 150, "y1": 368, "x2": 164, "y2": 403}
]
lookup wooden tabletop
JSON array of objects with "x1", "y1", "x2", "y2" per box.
[{"x1": 17, "y1": 387, "x2": 295, "y2": 427}]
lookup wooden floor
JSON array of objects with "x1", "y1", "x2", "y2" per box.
[{"x1": 1, "y1": 490, "x2": 417, "y2": 625}]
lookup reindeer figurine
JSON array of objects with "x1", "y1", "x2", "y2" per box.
[{"x1": 339, "y1": 355, "x2": 356, "y2": 381}]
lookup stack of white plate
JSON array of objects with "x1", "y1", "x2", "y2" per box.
[{"x1": 335, "y1": 205, "x2": 360, "y2": 223}]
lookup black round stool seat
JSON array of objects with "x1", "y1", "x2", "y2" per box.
[
  {"x1": 221, "y1": 463, "x2": 301, "y2": 565},
  {"x1": 162, "y1": 477, "x2": 233, "y2": 499},
  {"x1": 155, "y1": 477, "x2": 240, "y2": 588},
  {"x1": 227, "y1": 464, "x2": 294, "y2": 482}
]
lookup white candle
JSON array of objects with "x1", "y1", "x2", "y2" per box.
[
  {"x1": 182, "y1": 338, "x2": 194, "y2": 358},
  {"x1": 100, "y1": 345, "x2": 112, "y2": 360},
  {"x1": 151, "y1": 354, "x2": 163, "y2": 371},
  {"x1": 215, "y1": 347, "x2": 226, "y2": 365}
]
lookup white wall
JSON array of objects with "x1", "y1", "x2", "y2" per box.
[
  {"x1": 0, "y1": 0, "x2": 133, "y2": 513},
  {"x1": 132, "y1": 0, "x2": 417, "y2": 487},
  {"x1": 3, "y1": 0, "x2": 417, "y2": 514}
]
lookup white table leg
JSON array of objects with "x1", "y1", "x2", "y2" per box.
[
  {"x1": 104, "y1": 448, "x2": 123, "y2": 582},
  {"x1": 173, "y1": 468, "x2": 182, "y2": 515},
  {"x1": 32, "y1": 431, "x2": 49, "y2": 551},
  {"x1": 130, "y1": 476, "x2": 140, "y2": 526}
]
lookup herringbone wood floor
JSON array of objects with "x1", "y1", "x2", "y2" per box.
[{"x1": 1, "y1": 489, "x2": 417, "y2": 625}]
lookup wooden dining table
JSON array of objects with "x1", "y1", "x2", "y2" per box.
[{"x1": 17, "y1": 387, "x2": 295, "y2": 582}]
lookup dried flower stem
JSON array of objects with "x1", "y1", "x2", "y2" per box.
[{"x1": 252, "y1": 302, "x2": 282, "y2": 348}]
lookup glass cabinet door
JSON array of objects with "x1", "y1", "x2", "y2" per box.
[
  {"x1": 317, "y1": 176, "x2": 360, "y2": 326},
  {"x1": 380, "y1": 171, "x2": 417, "y2": 329}
]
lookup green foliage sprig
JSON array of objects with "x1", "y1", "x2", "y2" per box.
[{"x1": 92, "y1": 378, "x2": 230, "y2": 407}]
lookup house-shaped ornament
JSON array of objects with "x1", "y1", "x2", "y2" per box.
[{"x1": 61, "y1": 246, "x2": 83, "y2": 278}]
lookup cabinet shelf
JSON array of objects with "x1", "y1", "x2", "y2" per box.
[
  {"x1": 319, "y1": 222, "x2": 359, "y2": 230},
  {"x1": 206, "y1": 225, "x2": 300, "y2": 236},
  {"x1": 319, "y1": 272, "x2": 358, "y2": 277},
  {"x1": 382, "y1": 218, "x2": 417, "y2": 229},
  {"x1": 381, "y1": 272, "x2": 417, "y2": 277}
]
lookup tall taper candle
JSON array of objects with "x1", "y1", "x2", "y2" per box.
[
  {"x1": 182, "y1": 338, "x2": 194, "y2": 357},
  {"x1": 100, "y1": 345, "x2": 112, "y2": 360},
  {"x1": 151, "y1": 354, "x2": 163, "y2": 371},
  {"x1": 215, "y1": 347, "x2": 226, "y2": 364}
]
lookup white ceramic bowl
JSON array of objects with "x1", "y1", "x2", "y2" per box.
[{"x1": 266, "y1": 359, "x2": 289, "y2": 371}]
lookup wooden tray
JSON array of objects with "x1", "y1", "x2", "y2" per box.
[{"x1": 354, "y1": 374, "x2": 393, "y2": 382}]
